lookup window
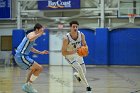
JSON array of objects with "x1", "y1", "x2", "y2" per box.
[{"x1": 1, "y1": 36, "x2": 12, "y2": 51}]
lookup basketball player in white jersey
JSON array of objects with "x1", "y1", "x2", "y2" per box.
[
  {"x1": 61, "y1": 21, "x2": 92, "y2": 93},
  {"x1": 14, "y1": 23, "x2": 48, "y2": 93}
]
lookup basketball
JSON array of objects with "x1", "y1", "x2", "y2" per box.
[{"x1": 77, "y1": 46, "x2": 88, "y2": 57}]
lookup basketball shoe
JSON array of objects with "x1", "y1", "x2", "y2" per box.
[{"x1": 22, "y1": 83, "x2": 38, "y2": 93}]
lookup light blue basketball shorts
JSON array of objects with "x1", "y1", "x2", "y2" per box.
[{"x1": 14, "y1": 53, "x2": 34, "y2": 70}]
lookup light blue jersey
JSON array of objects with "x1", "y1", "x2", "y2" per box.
[
  {"x1": 14, "y1": 36, "x2": 35, "y2": 70},
  {"x1": 16, "y1": 36, "x2": 35, "y2": 55}
]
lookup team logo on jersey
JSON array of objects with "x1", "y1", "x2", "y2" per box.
[{"x1": 71, "y1": 41, "x2": 80, "y2": 48}]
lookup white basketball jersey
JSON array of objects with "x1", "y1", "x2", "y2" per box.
[
  {"x1": 65, "y1": 31, "x2": 84, "y2": 63},
  {"x1": 66, "y1": 31, "x2": 82, "y2": 52}
]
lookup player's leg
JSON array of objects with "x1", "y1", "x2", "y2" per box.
[
  {"x1": 74, "y1": 63, "x2": 86, "y2": 82},
  {"x1": 77, "y1": 57, "x2": 92, "y2": 93},
  {"x1": 81, "y1": 63, "x2": 86, "y2": 74},
  {"x1": 78, "y1": 57, "x2": 86, "y2": 75},
  {"x1": 28, "y1": 62, "x2": 43, "y2": 83},
  {"x1": 66, "y1": 57, "x2": 89, "y2": 85},
  {"x1": 26, "y1": 70, "x2": 33, "y2": 83},
  {"x1": 74, "y1": 71, "x2": 82, "y2": 82},
  {"x1": 73, "y1": 57, "x2": 87, "y2": 83},
  {"x1": 67, "y1": 57, "x2": 92, "y2": 93},
  {"x1": 21, "y1": 56, "x2": 43, "y2": 93},
  {"x1": 72, "y1": 61, "x2": 89, "y2": 86},
  {"x1": 22, "y1": 62, "x2": 42, "y2": 93}
]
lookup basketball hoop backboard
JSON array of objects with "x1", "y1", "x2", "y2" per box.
[{"x1": 118, "y1": 0, "x2": 140, "y2": 18}]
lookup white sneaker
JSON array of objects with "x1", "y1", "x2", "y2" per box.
[{"x1": 74, "y1": 72, "x2": 81, "y2": 82}]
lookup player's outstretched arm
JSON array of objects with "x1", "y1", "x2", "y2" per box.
[
  {"x1": 27, "y1": 31, "x2": 44, "y2": 41},
  {"x1": 31, "y1": 47, "x2": 49, "y2": 54}
]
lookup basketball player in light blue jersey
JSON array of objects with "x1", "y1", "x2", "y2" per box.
[
  {"x1": 62, "y1": 21, "x2": 92, "y2": 93},
  {"x1": 14, "y1": 23, "x2": 48, "y2": 93}
]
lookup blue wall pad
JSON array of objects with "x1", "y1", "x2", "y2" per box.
[
  {"x1": 79, "y1": 29, "x2": 95, "y2": 65},
  {"x1": 30, "y1": 29, "x2": 49, "y2": 64},
  {"x1": 95, "y1": 28, "x2": 109, "y2": 65},
  {"x1": 12, "y1": 29, "x2": 25, "y2": 55},
  {"x1": 109, "y1": 28, "x2": 140, "y2": 66}
]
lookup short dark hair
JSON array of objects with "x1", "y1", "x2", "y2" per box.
[
  {"x1": 34, "y1": 23, "x2": 43, "y2": 31},
  {"x1": 69, "y1": 21, "x2": 79, "y2": 27}
]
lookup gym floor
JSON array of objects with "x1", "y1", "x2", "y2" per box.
[{"x1": 0, "y1": 65, "x2": 140, "y2": 93}]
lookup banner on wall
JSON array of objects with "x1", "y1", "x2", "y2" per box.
[
  {"x1": 0, "y1": 0, "x2": 11, "y2": 19},
  {"x1": 38, "y1": 0, "x2": 80, "y2": 10}
]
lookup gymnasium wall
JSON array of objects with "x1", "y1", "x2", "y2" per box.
[
  {"x1": 95, "y1": 28, "x2": 140, "y2": 66},
  {"x1": 11, "y1": 28, "x2": 140, "y2": 66},
  {"x1": 109, "y1": 28, "x2": 140, "y2": 65},
  {"x1": 11, "y1": 29, "x2": 96, "y2": 65}
]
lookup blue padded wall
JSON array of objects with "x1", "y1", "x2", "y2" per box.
[
  {"x1": 30, "y1": 29, "x2": 49, "y2": 64},
  {"x1": 12, "y1": 29, "x2": 25, "y2": 55},
  {"x1": 79, "y1": 29, "x2": 95, "y2": 65},
  {"x1": 95, "y1": 28, "x2": 109, "y2": 65},
  {"x1": 109, "y1": 28, "x2": 140, "y2": 65}
]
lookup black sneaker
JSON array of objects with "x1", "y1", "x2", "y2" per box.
[
  {"x1": 74, "y1": 72, "x2": 81, "y2": 82},
  {"x1": 86, "y1": 87, "x2": 92, "y2": 93}
]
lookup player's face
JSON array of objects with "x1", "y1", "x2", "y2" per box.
[
  {"x1": 71, "y1": 24, "x2": 78, "y2": 32},
  {"x1": 38, "y1": 27, "x2": 44, "y2": 32}
]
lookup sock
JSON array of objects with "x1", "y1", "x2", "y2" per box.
[{"x1": 30, "y1": 74, "x2": 38, "y2": 82}]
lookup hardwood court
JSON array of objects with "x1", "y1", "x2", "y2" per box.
[{"x1": 0, "y1": 65, "x2": 140, "y2": 93}]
